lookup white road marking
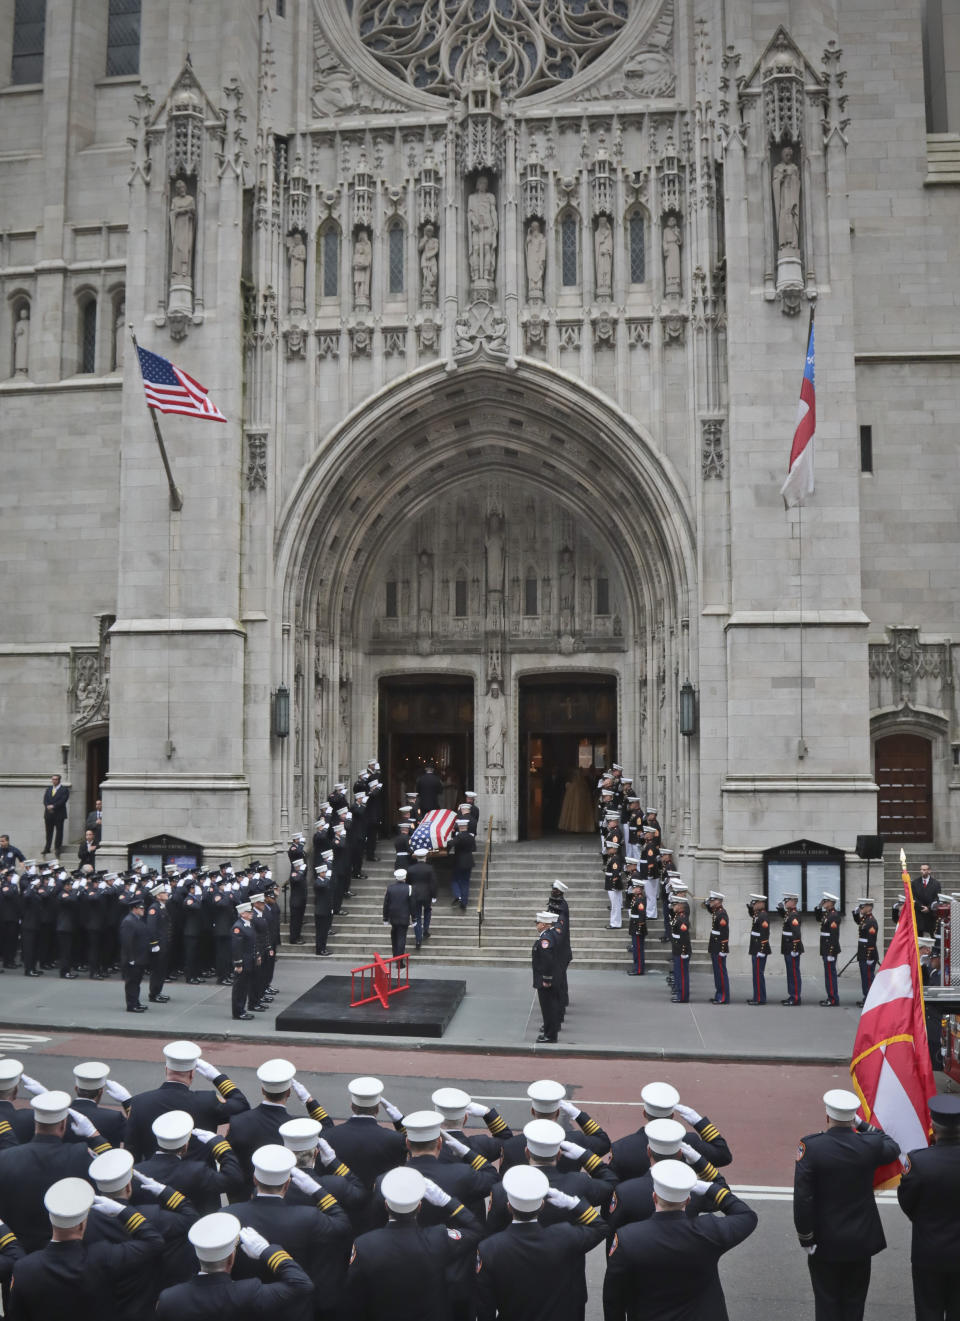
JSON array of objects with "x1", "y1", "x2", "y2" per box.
[{"x1": 0, "y1": 1033, "x2": 52, "y2": 1052}]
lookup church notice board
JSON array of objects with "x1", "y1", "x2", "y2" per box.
[{"x1": 762, "y1": 838, "x2": 846, "y2": 914}]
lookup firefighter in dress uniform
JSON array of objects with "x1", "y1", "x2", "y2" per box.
[{"x1": 532, "y1": 911, "x2": 562, "y2": 1044}]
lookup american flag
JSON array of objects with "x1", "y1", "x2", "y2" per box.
[
  {"x1": 135, "y1": 345, "x2": 226, "y2": 422},
  {"x1": 410, "y1": 809, "x2": 458, "y2": 853},
  {"x1": 780, "y1": 312, "x2": 815, "y2": 508}
]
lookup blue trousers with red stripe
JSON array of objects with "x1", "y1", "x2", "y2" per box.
[
  {"x1": 859, "y1": 958, "x2": 876, "y2": 998},
  {"x1": 632, "y1": 932, "x2": 645, "y2": 973},
  {"x1": 822, "y1": 955, "x2": 839, "y2": 1004},
  {"x1": 751, "y1": 952, "x2": 767, "y2": 1004},
  {"x1": 711, "y1": 952, "x2": 730, "y2": 1003},
  {"x1": 672, "y1": 953, "x2": 689, "y2": 1001},
  {"x1": 784, "y1": 953, "x2": 802, "y2": 1003}
]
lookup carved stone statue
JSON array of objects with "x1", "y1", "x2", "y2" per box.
[
  {"x1": 468, "y1": 174, "x2": 498, "y2": 287},
  {"x1": 114, "y1": 303, "x2": 125, "y2": 370},
  {"x1": 417, "y1": 549, "x2": 433, "y2": 628},
  {"x1": 772, "y1": 145, "x2": 801, "y2": 253},
  {"x1": 13, "y1": 307, "x2": 29, "y2": 376},
  {"x1": 594, "y1": 215, "x2": 613, "y2": 300},
  {"x1": 559, "y1": 547, "x2": 574, "y2": 613},
  {"x1": 525, "y1": 220, "x2": 546, "y2": 303},
  {"x1": 353, "y1": 229, "x2": 372, "y2": 309},
  {"x1": 485, "y1": 509, "x2": 505, "y2": 630},
  {"x1": 169, "y1": 179, "x2": 196, "y2": 284},
  {"x1": 484, "y1": 694, "x2": 507, "y2": 769},
  {"x1": 419, "y1": 223, "x2": 439, "y2": 305},
  {"x1": 662, "y1": 214, "x2": 682, "y2": 300},
  {"x1": 286, "y1": 229, "x2": 307, "y2": 313}
]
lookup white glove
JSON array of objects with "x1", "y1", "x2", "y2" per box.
[
  {"x1": 19, "y1": 1073, "x2": 46, "y2": 1097},
  {"x1": 557, "y1": 1098, "x2": 579, "y2": 1119},
  {"x1": 674, "y1": 1103, "x2": 702, "y2": 1125},
  {"x1": 316, "y1": 1137, "x2": 337, "y2": 1168},
  {"x1": 421, "y1": 1177, "x2": 452, "y2": 1208},
  {"x1": 678, "y1": 1142, "x2": 700, "y2": 1165},
  {"x1": 691, "y1": 1179, "x2": 712, "y2": 1195},
  {"x1": 543, "y1": 1187, "x2": 580, "y2": 1210},
  {"x1": 131, "y1": 1170, "x2": 165, "y2": 1197},
  {"x1": 192, "y1": 1127, "x2": 215, "y2": 1144},
  {"x1": 803, "y1": 1245, "x2": 817, "y2": 1256},
  {"x1": 380, "y1": 1098, "x2": 403, "y2": 1123},
  {"x1": 104, "y1": 1079, "x2": 132, "y2": 1104},
  {"x1": 91, "y1": 1195, "x2": 125, "y2": 1217},
  {"x1": 289, "y1": 1167, "x2": 321, "y2": 1195},
  {"x1": 68, "y1": 1109, "x2": 98, "y2": 1139},
  {"x1": 290, "y1": 1078, "x2": 310, "y2": 1104},
  {"x1": 193, "y1": 1059, "x2": 219, "y2": 1081},
  {"x1": 559, "y1": 1139, "x2": 587, "y2": 1161},
  {"x1": 465, "y1": 1101, "x2": 489, "y2": 1118},
  {"x1": 239, "y1": 1226, "x2": 271, "y2": 1259},
  {"x1": 441, "y1": 1132, "x2": 470, "y2": 1157}
]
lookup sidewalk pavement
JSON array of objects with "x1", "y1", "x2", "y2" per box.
[{"x1": 0, "y1": 951, "x2": 863, "y2": 1064}]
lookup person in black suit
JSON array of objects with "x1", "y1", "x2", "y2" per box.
[
  {"x1": 913, "y1": 864, "x2": 942, "y2": 937},
  {"x1": 84, "y1": 800, "x2": 103, "y2": 843},
  {"x1": 324, "y1": 1077, "x2": 407, "y2": 1194},
  {"x1": 119, "y1": 893, "x2": 149, "y2": 1011},
  {"x1": 123, "y1": 1040, "x2": 250, "y2": 1162},
  {"x1": 382, "y1": 870, "x2": 415, "y2": 957},
  {"x1": 897, "y1": 1093, "x2": 960, "y2": 1321},
  {"x1": 41, "y1": 774, "x2": 70, "y2": 856},
  {"x1": 407, "y1": 849, "x2": 437, "y2": 948},
  {"x1": 415, "y1": 761, "x2": 444, "y2": 814},
  {"x1": 77, "y1": 829, "x2": 99, "y2": 870},
  {"x1": 793, "y1": 1088, "x2": 901, "y2": 1320}
]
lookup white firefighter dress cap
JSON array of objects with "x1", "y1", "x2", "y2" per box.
[
  {"x1": 651, "y1": 1159, "x2": 698, "y2": 1204},
  {"x1": 73, "y1": 1061, "x2": 110, "y2": 1088},
  {"x1": 153, "y1": 1109, "x2": 194, "y2": 1149},
  {"x1": 279, "y1": 1117, "x2": 321, "y2": 1151},
  {"x1": 382, "y1": 1167, "x2": 425, "y2": 1213},
  {"x1": 348, "y1": 1076, "x2": 384, "y2": 1104},
  {"x1": 431, "y1": 1087, "x2": 471, "y2": 1120},
  {"x1": 45, "y1": 1177, "x2": 95, "y2": 1228},
  {"x1": 641, "y1": 1082, "x2": 680, "y2": 1117},
  {"x1": 523, "y1": 1118, "x2": 565, "y2": 1158},
  {"x1": 403, "y1": 1110, "x2": 445, "y2": 1144},
  {"x1": 527, "y1": 1079, "x2": 566, "y2": 1112},
  {"x1": 189, "y1": 1212, "x2": 241, "y2": 1263},
  {"x1": 551, "y1": 880, "x2": 569, "y2": 892},
  {"x1": 252, "y1": 1144, "x2": 297, "y2": 1186},
  {"x1": 31, "y1": 1090, "x2": 72, "y2": 1125},
  {"x1": 88, "y1": 1148, "x2": 135, "y2": 1193},
  {"x1": 823, "y1": 1089, "x2": 861, "y2": 1122},
  {"x1": 163, "y1": 1040, "x2": 202, "y2": 1071},
  {"x1": 644, "y1": 1118, "x2": 686, "y2": 1156},
  {"x1": 502, "y1": 1165, "x2": 549, "y2": 1212},
  {"x1": 393, "y1": 869, "x2": 407, "y2": 880},
  {"x1": 413, "y1": 848, "x2": 429, "y2": 858},
  {"x1": 535, "y1": 910, "x2": 558, "y2": 925},
  {"x1": 256, "y1": 1058, "x2": 297, "y2": 1089},
  {"x1": 0, "y1": 1059, "x2": 23, "y2": 1088}
]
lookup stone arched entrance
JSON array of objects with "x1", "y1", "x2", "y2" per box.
[{"x1": 276, "y1": 356, "x2": 696, "y2": 842}]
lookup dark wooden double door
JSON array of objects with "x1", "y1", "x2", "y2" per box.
[{"x1": 875, "y1": 733, "x2": 933, "y2": 842}]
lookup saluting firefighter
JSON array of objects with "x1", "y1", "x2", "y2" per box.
[
  {"x1": 815, "y1": 892, "x2": 841, "y2": 1006},
  {"x1": 626, "y1": 878, "x2": 647, "y2": 977},
  {"x1": 532, "y1": 910, "x2": 562, "y2": 1044},
  {"x1": 778, "y1": 891, "x2": 804, "y2": 1006},
  {"x1": 746, "y1": 894, "x2": 771, "y2": 1006},
  {"x1": 546, "y1": 881, "x2": 571, "y2": 1022},
  {"x1": 853, "y1": 897, "x2": 879, "y2": 1007},
  {"x1": 705, "y1": 892, "x2": 730, "y2": 1005}
]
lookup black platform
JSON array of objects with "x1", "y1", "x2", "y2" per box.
[{"x1": 275, "y1": 975, "x2": 467, "y2": 1037}]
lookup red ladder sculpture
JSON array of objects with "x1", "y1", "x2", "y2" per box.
[{"x1": 350, "y1": 952, "x2": 410, "y2": 1009}]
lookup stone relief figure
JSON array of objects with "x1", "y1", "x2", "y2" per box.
[
  {"x1": 484, "y1": 691, "x2": 507, "y2": 769},
  {"x1": 772, "y1": 146, "x2": 801, "y2": 253},
  {"x1": 594, "y1": 215, "x2": 613, "y2": 300},
  {"x1": 419, "y1": 223, "x2": 439, "y2": 305},
  {"x1": 525, "y1": 220, "x2": 546, "y2": 303},
  {"x1": 485, "y1": 509, "x2": 505, "y2": 631},
  {"x1": 417, "y1": 549, "x2": 433, "y2": 628},
  {"x1": 113, "y1": 303, "x2": 125, "y2": 370},
  {"x1": 286, "y1": 229, "x2": 307, "y2": 313},
  {"x1": 353, "y1": 229, "x2": 372, "y2": 308},
  {"x1": 468, "y1": 174, "x2": 498, "y2": 286},
  {"x1": 559, "y1": 547, "x2": 574, "y2": 613},
  {"x1": 662, "y1": 214, "x2": 682, "y2": 299},
  {"x1": 169, "y1": 178, "x2": 196, "y2": 284},
  {"x1": 13, "y1": 307, "x2": 29, "y2": 375}
]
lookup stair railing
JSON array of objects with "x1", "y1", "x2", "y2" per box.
[{"x1": 476, "y1": 816, "x2": 494, "y2": 948}]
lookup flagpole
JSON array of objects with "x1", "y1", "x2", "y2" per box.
[
  {"x1": 130, "y1": 329, "x2": 184, "y2": 512},
  {"x1": 798, "y1": 497, "x2": 806, "y2": 758}
]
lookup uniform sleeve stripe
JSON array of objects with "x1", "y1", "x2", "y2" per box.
[
  {"x1": 584, "y1": 1155, "x2": 600, "y2": 1172},
  {"x1": 319, "y1": 1195, "x2": 336, "y2": 1211},
  {"x1": 578, "y1": 1207, "x2": 599, "y2": 1224},
  {"x1": 217, "y1": 1080, "x2": 236, "y2": 1095},
  {"x1": 92, "y1": 1142, "x2": 111, "y2": 1154},
  {"x1": 335, "y1": 1163, "x2": 349, "y2": 1177},
  {"x1": 0, "y1": 1123, "x2": 11, "y2": 1133},
  {"x1": 212, "y1": 1141, "x2": 230, "y2": 1158},
  {"x1": 450, "y1": 1204, "x2": 464, "y2": 1217},
  {"x1": 470, "y1": 1155, "x2": 486, "y2": 1171},
  {"x1": 309, "y1": 1105, "x2": 329, "y2": 1121},
  {"x1": 268, "y1": 1251, "x2": 292, "y2": 1271},
  {"x1": 714, "y1": 1187, "x2": 729, "y2": 1203},
  {"x1": 125, "y1": 1213, "x2": 146, "y2": 1232},
  {"x1": 0, "y1": 1233, "x2": 17, "y2": 1248},
  {"x1": 581, "y1": 1119, "x2": 599, "y2": 1134},
  {"x1": 166, "y1": 1192, "x2": 184, "y2": 1209},
  {"x1": 488, "y1": 1116, "x2": 507, "y2": 1134}
]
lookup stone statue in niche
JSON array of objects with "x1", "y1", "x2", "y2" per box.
[
  {"x1": 485, "y1": 509, "x2": 505, "y2": 629},
  {"x1": 417, "y1": 549, "x2": 433, "y2": 630},
  {"x1": 353, "y1": 229, "x2": 372, "y2": 309},
  {"x1": 114, "y1": 303, "x2": 126, "y2": 370},
  {"x1": 662, "y1": 214, "x2": 682, "y2": 300},
  {"x1": 13, "y1": 307, "x2": 29, "y2": 376},
  {"x1": 594, "y1": 215, "x2": 613, "y2": 300},
  {"x1": 559, "y1": 547, "x2": 574, "y2": 613},
  {"x1": 419, "y1": 223, "x2": 439, "y2": 305},
  {"x1": 484, "y1": 688, "x2": 507, "y2": 769},
  {"x1": 773, "y1": 146, "x2": 801, "y2": 253},
  {"x1": 468, "y1": 174, "x2": 498, "y2": 290},
  {"x1": 525, "y1": 220, "x2": 546, "y2": 303},
  {"x1": 286, "y1": 229, "x2": 307, "y2": 314},
  {"x1": 169, "y1": 178, "x2": 196, "y2": 286}
]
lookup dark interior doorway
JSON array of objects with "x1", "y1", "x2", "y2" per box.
[
  {"x1": 519, "y1": 674, "x2": 617, "y2": 839},
  {"x1": 378, "y1": 676, "x2": 474, "y2": 832},
  {"x1": 85, "y1": 736, "x2": 109, "y2": 817}
]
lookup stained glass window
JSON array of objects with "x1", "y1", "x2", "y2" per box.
[
  {"x1": 561, "y1": 216, "x2": 578, "y2": 287},
  {"x1": 106, "y1": 0, "x2": 141, "y2": 77},
  {"x1": 12, "y1": 0, "x2": 45, "y2": 84},
  {"x1": 388, "y1": 225, "x2": 405, "y2": 295},
  {"x1": 629, "y1": 214, "x2": 646, "y2": 283}
]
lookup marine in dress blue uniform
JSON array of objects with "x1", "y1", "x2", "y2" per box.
[
  {"x1": 746, "y1": 894, "x2": 771, "y2": 1006},
  {"x1": 705, "y1": 892, "x2": 730, "y2": 1004},
  {"x1": 816, "y1": 893, "x2": 842, "y2": 1006},
  {"x1": 778, "y1": 891, "x2": 804, "y2": 1005}
]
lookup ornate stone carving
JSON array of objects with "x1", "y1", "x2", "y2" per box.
[
  {"x1": 245, "y1": 432, "x2": 268, "y2": 490},
  {"x1": 594, "y1": 214, "x2": 613, "y2": 300},
  {"x1": 350, "y1": 0, "x2": 628, "y2": 99},
  {"x1": 415, "y1": 313, "x2": 441, "y2": 354},
  {"x1": 71, "y1": 616, "x2": 114, "y2": 734},
  {"x1": 484, "y1": 693, "x2": 507, "y2": 769},
  {"x1": 316, "y1": 332, "x2": 340, "y2": 359},
  {"x1": 484, "y1": 774, "x2": 506, "y2": 794},
  {"x1": 525, "y1": 219, "x2": 546, "y2": 304},
  {"x1": 521, "y1": 307, "x2": 548, "y2": 351},
  {"x1": 701, "y1": 418, "x2": 725, "y2": 479},
  {"x1": 384, "y1": 328, "x2": 407, "y2": 356},
  {"x1": 579, "y1": 0, "x2": 675, "y2": 101},
  {"x1": 821, "y1": 41, "x2": 849, "y2": 147},
  {"x1": 350, "y1": 321, "x2": 373, "y2": 356},
  {"x1": 352, "y1": 228, "x2": 372, "y2": 311},
  {"x1": 285, "y1": 228, "x2": 307, "y2": 314},
  {"x1": 626, "y1": 318, "x2": 652, "y2": 347},
  {"x1": 168, "y1": 177, "x2": 196, "y2": 308},
  {"x1": 558, "y1": 321, "x2": 581, "y2": 351},
  {"x1": 454, "y1": 300, "x2": 508, "y2": 356},
  {"x1": 868, "y1": 626, "x2": 953, "y2": 711},
  {"x1": 521, "y1": 150, "x2": 545, "y2": 221},
  {"x1": 662, "y1": 212, "x2": 682, "y2": 300},
  {"x1": 763, "y1": 29, "x2": 805, "y2": 144},
  {"x1": 467, "y1": 174, "x2": 498, "y2": 297},
  {"x1": 283, "y1": 326, "x2": 307, "y2": 359},
  {"x1": 419, "y1": 224, "x2": 439, "y2": 306},
  {"x1": 127, "y1": 86, "x2": 155, "y2": 185},
  {"x1": 592, "y1": 310, "x2": 616, "y2": 349},
  {"x1": 13, "y1": 306, "x2": 29, "y2": 376},
  {"x1": 311, "y1": 19, "x2": 405, "y2": 118},
  {"x1": 660, "y1": 306, "x2": 687, "y2": 344}
]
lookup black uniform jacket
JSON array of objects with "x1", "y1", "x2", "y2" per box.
[
  {"x1": 84, "y1": 1193, "x2": 199, "y2": 1320},
  {"x1": 487, "y1": 1163, "x2": 616, "y2": 1234},
  {"x1": 325, "y1": 1115, "x2": 407, "y2": 1190},
  {"x1": 347, "y1": 1207, "x2": 482, "y2": 1321},
  {"x1": 793, "y1": 1124, "x2": 901, "y2": 1259},
  {"x1": 370, "y1": 1149, "x2": 499, "y2": 1224},
  {"x1": 609, "y1": 1116, "x2": 731, "y2": 1180},
  {"x1": 896, "y1": 1141, "x2": 960, "y2": 1267},
  {"x1": 0, "y1": 1133, "x2": 112, "y2": 1251},
  {"x1": 155, "y1": 1247, "x2": 313, "y2": 1321},
  {"x1": 226, "y1": 1190, "x2": 352, "y2": 1302},
  {"x1": 477, "y1": 1212, "x2": 607, "y2": 1321},
  {"x1": 135, "y1": 1142, "x2": 246, "y2": 1216},
  {"x1": 125, "y1": 1077, "x2": 250, "y2": 1160},
  {"x1": 500, "y1": 1110, "x2": 611, "y2": 1174},
  {"x1": 63, "y1": 1096, "x2": 126, "y2": 1147}
]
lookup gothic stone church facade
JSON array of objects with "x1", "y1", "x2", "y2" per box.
[{"x1": 1, "y1": 1, "x2": 958, "y2": 898}]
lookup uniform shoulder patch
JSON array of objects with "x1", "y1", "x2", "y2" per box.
[
  {"x1": 447, "y1": 1228, "x2": 462, "y2": 1241},
  {"x1": 349, "y1": 1241, "x2": 357, "y2": 1264},
  {"x1": 476, "y1": 1251, "x2": 483, "y2": 1274},
  {"x1": 609, "y1": 1191, "x2": 618, "y2": 1212},
  {"x1": 901, "y1": 1154, "x2": 912, "y2": 1176},
  {"x1": 796, "y1": 1141, "x2": 806, "y2": 1162},
  {"x1": 609, "y1": 1233, "x2": 619, "y2": 1256},
  {"x1": 540, "y1": 939, "x2": 550, "y2": 948}
]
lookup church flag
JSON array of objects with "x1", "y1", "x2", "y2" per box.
[
  {"x1": 849, "y1": 869, "x2": 934, "y2": 1188},
  {"x1": 135, "y1": 345, "x2": 227, "y2": 422},
  {"x1": 780, "y1": 311, "x2": 815, "y2": 508}
]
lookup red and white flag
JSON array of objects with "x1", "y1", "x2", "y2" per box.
[
  {"x1": 849, "y1": 873, "x2": 934, "y2": 1187},
  {"x1": 780, "y1": 313, "x2": 815, "y2": 508}
]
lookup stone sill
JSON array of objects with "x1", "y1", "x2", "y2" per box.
[
  {"x1": 109, "y1": 617, "x2": 246, "y2": 637},
  {"x1": 0, "y1": 376, "x2": 122, "y2": 394},
  {"x1": 95, "y1": 74, "x2": 140, "y2": 88},
  {"x1": 0, "y1": 83, "x2": 42, "y2": 97},
  {"x1": 725, "y1": 610, "x2": 870, "y2": 629},
  {"x1": 924, "y1": 133, "x2": 960, "y2": 185},
  {"x1": 722, "y1": 776, "x2": 878, "y2": 793}
]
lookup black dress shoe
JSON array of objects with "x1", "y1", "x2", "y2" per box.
[
  {"x1": 149, "y1": 994, "x2": 170, "y2": 1003},
  {"x1": 90, "y1": 973, "x2": 105, "y2": 981},
  {"x1": 233, "y1": 1012, "x2": 255, "y2": 1021},
  {"x1": 535, "y1": 1033, "x2": 557, "y2": 1043},
  {"x1": 746, "y1": 999, "x2": 765, "y2": 1006},
  {"x1": 250, "y1": 1005, "x2": 266, "y2": 1012},
  {"x1": 60, "y1": 972, "x2": 78, "y2": 979},
  {"x1": 289, "y1": 939, "x2": 305, "y2": 945},
  {"x1": 127, "y1": 1005, "x2": 148, "y2": 1013},
  {"x1": 855, "y1": 999, "x2": 865, "y2": 1007},
  {"x1": 819, "y1": 999, "x2": 839, "y2": 1007},
  {"x1": 781, "y1": 998, "x2": 801, "y2": 1006},
  {"x1": 626, "y1": 970, "x2": 640, "y2": 976},
  {"x1": 186, "y1": 977, "x2": 205, "y2": 985},
  {"x1": 318, "y1": 950, "x2": 332, "y2": 956},
  {"x1": 26, "y1": 969, "x2": 43, "y2": 977}
]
